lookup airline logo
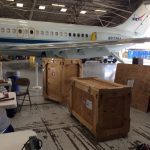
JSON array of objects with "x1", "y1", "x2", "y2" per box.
[{"x1": 132, "y1": 13, "x2": 145, "y2": 21}]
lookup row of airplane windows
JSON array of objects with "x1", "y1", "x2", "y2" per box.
[{"x1": 0, "y1": 27, "x2": 89, "y2": 38}]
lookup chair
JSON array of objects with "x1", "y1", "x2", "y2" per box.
[{"x1": 16, "y1": 78, "x2": 31, "y2": 111}]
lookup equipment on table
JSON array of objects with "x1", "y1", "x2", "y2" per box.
[
  {"x1": 22, "y1": 136, "x2": 42, "y2": 150},
  {"x1": 5, "y1": 71, "x2": 20, "y2": 92},
  {"x1": 136, "y1": 144, "x2": 150, "y2": 150}
]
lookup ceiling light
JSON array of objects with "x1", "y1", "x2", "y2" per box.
[
  {"x1": 16, "y1": 3, "x2": 23, "y2": 7},
  {"x1": 52, "y1": 4, "x2": 65, "y2": 7},
  {"x1": 7, "y1": 0, "x2": 14, "y2": 1},
  {"x1": 80, "y1": 10, "x2": 87, "y2": 14},
  {"x1": 39, "y1": 5, "x2": 46, "y2": 10},
  {"x1": 95, "y1": 9, "x2": 107, "y2": 13},
  {"x1": 144, "y1": 2, "x2": 150, "y2": 6},
  {"x1": 60, "y1": 8, "x2": 67, "y2": 12}
]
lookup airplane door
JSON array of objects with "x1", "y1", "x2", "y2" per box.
[
  {"x1": 17, "y1": 27, "x2": 24, "y2": 38},
  {"x1": 90, "y1": 32, "x2": 97, "y2": 41},
  {"x1": 28, "y1": 27, "x2": 35, "y2": 38}
]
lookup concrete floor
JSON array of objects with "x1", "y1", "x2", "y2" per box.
[{"x1": 2, "y1": 60, "x2": 150, "y2": 150}]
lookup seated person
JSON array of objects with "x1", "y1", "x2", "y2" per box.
[{"x1": 0, "y1": 108, "x2": 14, "y2": 133}]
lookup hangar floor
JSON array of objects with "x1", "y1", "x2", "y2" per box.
[{"x1": 2, "y1": 60, "x2": 150, "y2": 150}]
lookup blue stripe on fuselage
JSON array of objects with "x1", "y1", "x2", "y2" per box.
[{"x1": 0, "y1": 38, "x2": 63, "y2": 44}]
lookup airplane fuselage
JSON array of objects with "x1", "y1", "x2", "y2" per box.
[
  {"x1": 0, "y1": 18, "x2": 136, "y2": 44},
  {"x1": 0, "y1": 0, "x2": 149, "y2": 59},
  {"x1": 0, "y1": 2, "x2": 150, "y2": 58}
]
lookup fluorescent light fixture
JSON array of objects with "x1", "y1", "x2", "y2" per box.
[
  {"x1": 47, "y1": 44, "x2": 54, "y2": 46},
  {"x1": 60, "y1": 8, "x2": 67, "y2": 12},
  {"x1": 39, "y1": 5, "x2": 46, "y2": 10},
  {"x1": 7, "y1": 0, "x2": 14, "y2": 1},
  {"x1": 144, "y1": 2, "x2": 150, "y2": 6},
  {"x1": 52, "y1": 4, "x2": 65, "y2": 7},
  {"x1": 95, "y1": 9, "x2": 107, "y2": 13},
  {"x1": 19, "y1": 20, "x2": 27, "y2": 23},
  {"x1": 80, "y1": 10, "x2": 87, "y2": 14},
  {"x1": 16, "y1": 3, "x2": 23, "y2": 7}
]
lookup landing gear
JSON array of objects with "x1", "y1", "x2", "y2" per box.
[
  {"x1": 112, "y1": 58, "x2": 117, "y2": 63},
  {"x1": 103, "y1": 59, "x2": 107, "y2": 63}
]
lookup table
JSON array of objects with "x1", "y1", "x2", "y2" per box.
[
  {"x1": 0, "y1": 130, "x2": 37, "y2": 150},
  {"x1": 0, "y1": 80, "x2": 12, "y2": 91},
  {"x1": 0, "y1": 92, "x2": 17, "y2": 109}
]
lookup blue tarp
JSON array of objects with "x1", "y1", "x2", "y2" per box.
[{"x1": 128, "y1": 50, "x2": 150, "y2": 59}]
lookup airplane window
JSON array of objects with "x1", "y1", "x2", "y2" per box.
[
  {"x1": 12, "y1": 29, "x2": 16, "y2": 33},
  {"x1": 1, "y1": 28, "x2": 5, "y2": 33},
  {"x1": 55, "y1": 32, "x2": 58, "y2": 36},
  {"x1": 46, "y1": 31, "x2": 49, "y2": 35},
  {"x1": 73, "y1": 33, "x2": 76, "y2": 37},
  {"x1": 64, "y1": 32, "x2": 67, "y2": 36},
  {"x1": 77, "y1": 33, "x2": 80, "y2": 37},
  {"x1": 81, "y1": 34, "x2": 84, "y2": 37},
  {"x1": 24, "y1": 29, "x2": 28, "y2": 34},
  {"x1": 6, "y1": 28, "x2": 10, "y2": 33},
  {"x1": 36, "y1": 30, "x2": 39, "y2": 35},
  {"x1": 41, "y1": 31, "x2": 44, "y2": 35},
  {"x1": 69, "y1": 33, "x2": 71, "y2": 37},
  {"x1": 18, "y1": 29, "x2": 22, "y2": 34},
  {"x1": 30, "y1": 30, "x2": 34, "y2": 35},
  {"x1": 86, "y1": 34, "x2": 88, "y2": 38}
]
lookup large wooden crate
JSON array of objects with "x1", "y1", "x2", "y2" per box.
[
  {"x1": 115, "y1": 63, "x2": 150, "y2": 112},
  {"x1": 71, "y1": 77, "x2": 131, "y2": 141},
  {"x1": 42, "y1": 58, "x2": 82, "y2": 105}
]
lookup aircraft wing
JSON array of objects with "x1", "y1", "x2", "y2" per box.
[{"x1": 0, "y1": 37, "x2": 150, "y2": 58}]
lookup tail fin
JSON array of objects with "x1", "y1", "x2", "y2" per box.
[{"x1": 116, "y1": 1, "x2": 150, "y2": 36}]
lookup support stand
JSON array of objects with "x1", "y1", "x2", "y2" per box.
[
  {"x1": 0, "y1": 62, "x2": 3, "y2": 79},
  {"x1": 32, "y1": 62, "x2": 42, "y2": 89}
]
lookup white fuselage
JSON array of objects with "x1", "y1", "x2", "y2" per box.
[
  {"x1": 0, "y1": 2, "x2": 149, "y2": 58},
  {"x1": 0, "y1": 18, "x2": 136, "y2": 44}
]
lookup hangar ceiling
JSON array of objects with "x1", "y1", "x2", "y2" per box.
[{"x1": 0, "y1": 0, "x2": 144, "y2": 27}]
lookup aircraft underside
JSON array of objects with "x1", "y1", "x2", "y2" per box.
[{"x1": 0, "y1": 47, "x2": 110, "y2": 59}]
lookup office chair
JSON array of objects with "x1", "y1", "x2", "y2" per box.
[{"x1": 16, "y1": 78, "x2": 31, "y2": 112}]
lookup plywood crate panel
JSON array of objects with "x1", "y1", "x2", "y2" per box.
[
  {"x1": 71, "y1": 77, "x2": 131, "y2": 141},
  {"x1": 115, "y1": 63, "x2": 150, "y2": 112},
  {"x1": 42, "y1": 58, "x2": 82, "y2": 105}
]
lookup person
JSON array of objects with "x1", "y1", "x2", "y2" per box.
[{"x1": 0, "y1": 108, "x2": 14, "y2": 133}]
